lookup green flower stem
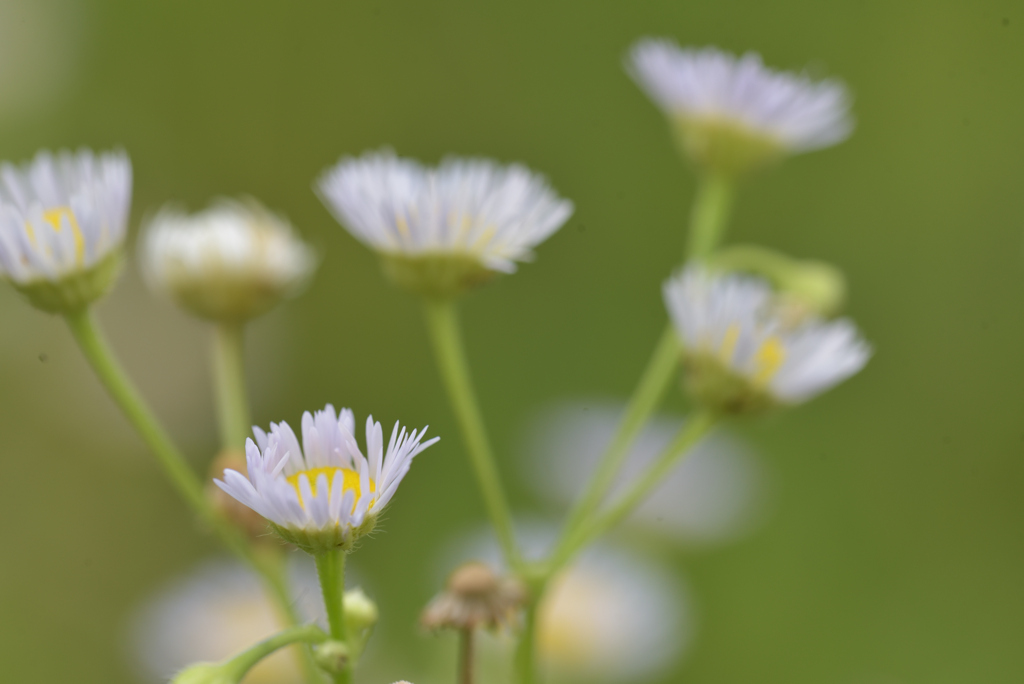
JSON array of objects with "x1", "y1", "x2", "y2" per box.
[
  {"x1": 314, "y1": 550, "x2": 351, "y2": 684},
  {"x1": 65, "y1": 308, "x2": 212, "y2": 521},
  {"x1": 569, "y1": 410, "x2": 717, "y2": 557},
  {"x1": 422, "y1": 298, "x2": 522, "y2": 570},
  {"x1": 514, "y1": 594, "x2": 541, "y2": 684},
  {"x1": 687, "y1": 171, "x2": 735, "y2": 262},
  {"x1": 212, "y1": 321, "x2": 251, "y2": 450},
  {"x1": 256, "y1": 549, "x2": 327, "y2": 684},
  {"x1": 549, "y1": 325, "x2": 680, "y2": 569},
  {"x1": 64, "y1": 309, "x2": 323, "y2": 684},
  {"x1": 218, "y1": 623, "x2": 328, "y2": 681}
]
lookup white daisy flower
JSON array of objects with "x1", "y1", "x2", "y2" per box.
[
  {"x1": 627, "y1": 39, "x2": 852, "y2": 173},
  {"x1": 214, "y1": 404, "x2": 439, "y2": 553},
  {"x1": 316, "y1": 150, "x2": 573, "y2": 296},
  {"x1": 664, "y1": 267, "x2": 870, "y2": 411},
  {"x1": 0, "y1": 148, "x2": 132, "y2": 311},
  {"x1": 140, "y1": 199, "x2": 316, "y2": 322}
]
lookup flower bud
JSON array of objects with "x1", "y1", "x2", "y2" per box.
[
  {"x1": 140, "y1": 199, "x2": 315, "y2": 322},
  {"x1": 344, "y1": 587, "x2": 379, "y2": 635},
  {"x1": 312, "y1": 640, "x2": 349, "y2": 675}
]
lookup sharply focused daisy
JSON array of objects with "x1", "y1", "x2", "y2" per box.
[
  {"x1": 627, "y1": 39, "x2": 853, "y2": 175},
  {"x1": 214, "y1": 404, "x2": 439, "y2": 553},
  {"x1": 664, "y1": 267, "x2": 870, "y2": 413},
  {"x1": 140, "y1": 199, "x2": 316, "y2": 322},
  {"x1": 0, "y1": 148, "x2": 132, "y2": 312},
  {"x1": 316, "y1": 150, "x2": 574, "y2": 296}
]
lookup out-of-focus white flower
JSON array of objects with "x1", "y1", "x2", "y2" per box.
[
  {"x1": 0, "y1": 148, "x2": 131, "y2": 311},
  {"x1": 436, "y1": 522, "x2": 690, "y2": 683},
  {"x1": 140, "y1": 199, "x2": 315, "y2": 322},
  {"x1": 523, "y1": 400, "x2": 767, "y2": 544},
  {"x1": 214, "y1": 403, "x2": 438, "y2": 553},
  {"x1": 627, "y1": 39, "x2": 853, "y2": 174},
  {"x1": 129, "y1": 559, "x2": 323, "y2": 684},
  {"x1": 664, "y1": 266, "x2": 870, "y2": 412},
  {"x1": 316, "y1": 150, "x2": 573, "y2": 296}
]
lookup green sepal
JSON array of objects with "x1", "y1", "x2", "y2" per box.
[
  {"x1": 9, "y1": 249, "x2": 123, "y2": 314},
  {"x1": 380, "y1": 252, "x2": 498, "y2": 298},
  {"x1": 673, "y1": 116, "x2": 786, "y2": 178},
  {"x1": 270, "y1": 514, "x2": 377, "y2": 555},
  {"x1": 682, "y1": 352, "x2": 780, "y2": 415}
]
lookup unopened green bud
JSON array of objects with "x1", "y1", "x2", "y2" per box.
[
  {"x1": 775, "y1": 260, "x2": 846, "y2": 319},
  {"x1": 313, "y1": 640, "x2": 350, "y2": 675},
  {"x1": 344, "y1": 588, "x2": 379, "y2": 634}
]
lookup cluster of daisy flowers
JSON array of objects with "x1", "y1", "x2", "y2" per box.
[{"x1": 0, "y1": 33, "x2": 874, "y2": 684}]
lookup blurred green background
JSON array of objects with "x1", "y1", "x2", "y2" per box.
[{"x1": 1, "y1": 0, "x2": 1023, "y2": 682}]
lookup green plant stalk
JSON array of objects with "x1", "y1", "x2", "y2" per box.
[
  {"x1": 687, "y1": 171, "x2": 735, "y2": 262},
  {"x1": 549, "y1": 173, "x2": 735, "y2": 569},
  {"x1": 422, "y1": 297, "x2": 522, "y2": 569},
  {"x1": 212, "y1": 321, "x2": 251, "y2": 450},
  {"x1": 549, "y1": 325, "x2": 680, "y2": 567},
  {"x1": 219, "y1": 623, "x2": 328, "y2": 681},
  {"x1": 514, "y1": 594, "x2": 541, "y2": 684},
  {"x1": 569, "y1": 410, "x2": 716, "y2": 557},
  {"x1": 64, "y1": 309, "x2": 323, "y2": 684},
  {"x1": 315, "y1": 550, "x2": 351, "y2": 684}
]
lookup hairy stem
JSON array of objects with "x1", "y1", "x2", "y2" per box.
[{"x1": 315, "y1": 550, "x2": 351, "y2": 684}]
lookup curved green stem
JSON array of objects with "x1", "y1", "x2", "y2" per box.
[
  {"x1": 212, "y1": 322, "x2": 251, "y2": 450},
  {"x1": 65, "y1": 309, "x2": 213, "y2": 521},
  {"x1": 567, "y1": 410, "x2": 716, "y2": 559},
  {"x1": 64, "y1": 309, "x2": 323, "y2": 684},
  {"x1": 220, "y1": 623, "x2": 328, "y2": 681},
  {"x1": 687, "y1": 171, "x2": 735, "y2": 262},
  {"x1": 550, "y1": 326, "x2": 679, "y2": 565},
  {"x1": 315, "y1": 550, "x2": 351, "y2": 684},
  {"x1": 422, "y1": 298, "x2": 522, "y2": 570}
]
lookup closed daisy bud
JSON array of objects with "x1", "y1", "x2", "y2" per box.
[
  {"x1": 0, "y1": 148, "x2": 132, "y2": 313},
  {"x1": 421, "y1": 562, "x2": 524, "y2": 632},
  {"x1": 663, "y1": 267, "x2": 870, "y2": 414},
  {"x1": 140, "y1": 199, "x2": 315, "y2": 322},
  {"x1": 316, "y1": 150, "x2": 573, "y2": 297},
  {"x1": 214, "y1": 404, "x2": 439, "y2": 554},
  {"x1": 627, "y1": 39, "x2": 853, "y2": 176}
]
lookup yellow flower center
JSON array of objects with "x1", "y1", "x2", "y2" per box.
[
  {"x1": 752, "y1": 336, "x2": 786, "y2": 386},
  {"x1": 24, "y1": 207, "x2": 85, "y2": 265},
  {"x1": 714, "y1": 324, "x2": 787, "y2": 387},
  {"x1": 286, "y1": 466, "x2": 375, "y2": 509}
]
